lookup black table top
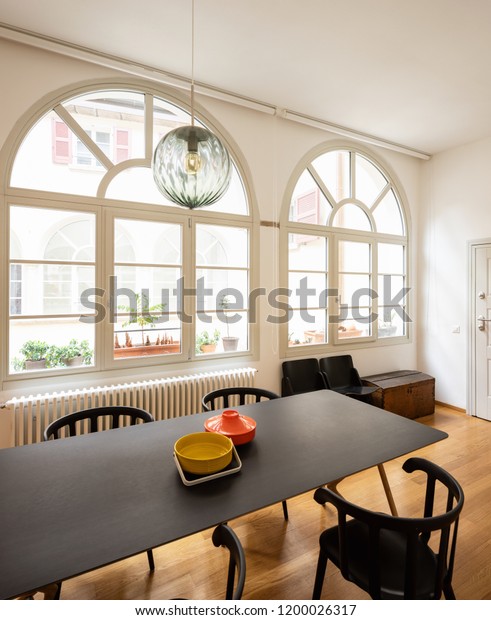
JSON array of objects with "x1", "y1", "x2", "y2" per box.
[{"x1": 0, "y1": 390, "x2": 447, "y2": 599}]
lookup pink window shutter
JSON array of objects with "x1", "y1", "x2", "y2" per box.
[
  {"x1": 52, "y1": 119, "x2": 71, "y2": 164},
  {"x1": 115, "y1": 129, "x2": 130, "y2": 163}
]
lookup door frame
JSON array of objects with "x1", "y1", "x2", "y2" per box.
[{"x1": 468, "y1": 238, "x2": 491, "y2": 417}]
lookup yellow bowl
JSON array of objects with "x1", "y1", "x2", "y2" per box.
[{"x1": 174, "y1": 432, "x2": 233, "y2": 475}]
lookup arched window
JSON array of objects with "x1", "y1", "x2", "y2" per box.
[
  {"x1": 6, "y1": 84, "x2": 253, "y2": 375},
  {"x1": 283, "y1": 146, "x2": 408, "y2": 350}
]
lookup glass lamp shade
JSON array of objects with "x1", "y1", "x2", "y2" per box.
[{"x1": 152, "y1": 125, "x2": 232, "y2": 209}]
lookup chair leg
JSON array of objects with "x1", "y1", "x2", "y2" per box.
[
  {"x1": 147, "y1": 549, "x2": 155, "y2": 571},
  {"x1": 377, "y1": 464, "x2": 398, "y2": 516},
  {"x1": 312, "y1": 549, "x2": 328, "y2": 599},
  {"x1": 443, "y1": 582, "x2": 456, "y2": 600},
  {"x1": 282, "y1": 500, "x2": 289, "y2": 520}
]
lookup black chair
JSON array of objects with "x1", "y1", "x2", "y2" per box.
[
  {"x1": 43, "y1": 405, "x2": 154, "y2": 440},
  {"x1": 212, "y1": 523, "x2": 247, "y2": 600},
  {"x1": 320, "y1": 355, "x2": 378, "y2": 401},
  {"x1": 281, "y1": 358, "x2": 328, "y2": 396},
  {"x1": 202, "y1": 387, "x2": 288, "y2": 521},
  {"x1": 312, "y1": 457, "x2": 464, "y2": 600},
  {"x1": 174, "y1": 524, "x2": 246, "y2": 600},
  {"x1": 42, "y1": 406, "x2": 156, "y2": 598},
  {"x1": 202, "y1": 386, "x2": 280, "y2": 412}
]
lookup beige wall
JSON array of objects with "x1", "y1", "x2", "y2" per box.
[{"x1": 0, "y1": 37, "x2": 421, "y2": 400}]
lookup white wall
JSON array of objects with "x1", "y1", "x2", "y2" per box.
[
  {"x1": 419, "y1": 138, "x2": 491, "y2": 408},
  {"x1": 0, "y1": 37, "x2": 421, "y2": 399}
]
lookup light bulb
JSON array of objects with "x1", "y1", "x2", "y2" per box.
[{"x1": 185, "y1": 150, "x2": 201, "y2": 174}]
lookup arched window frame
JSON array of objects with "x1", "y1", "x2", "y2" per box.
[
  {"x1": 280, "y1": 143, "x2": 410, "y2": 356},
  {"x1": 0, "y1": 79, "x2": 258, "y2": 385}
]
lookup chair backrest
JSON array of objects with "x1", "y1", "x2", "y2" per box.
[
  {"x1": 314, "y1": 457, "x2": 464, "y2": 599},
  {"x1": 320, "y1": 355, "x2": 361, "y2": 390},
  {"x1": 212, "y1": 523, "x2": 246, "y2": 600},
  {"x1": 43, "y1": 406, "x2": 154, "y2": 441},
  {"x1": 281, "y1": 358, "x2": 327, "y2": 396},
  {"x1": 202, "y1": 387, "x2": 279, "y2": 412}
]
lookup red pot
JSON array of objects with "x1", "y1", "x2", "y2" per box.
[{"x1": 204, "y1": 409, "x2": 256, "y2": 445}]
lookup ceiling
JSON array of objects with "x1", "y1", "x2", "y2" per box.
[{"x1": 1, "y1": 0, "x2": 491, "y2": 156}]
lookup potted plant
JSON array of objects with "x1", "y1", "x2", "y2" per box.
[
  {"x1": 56, "y1": 339, "x2": 93, "y2": 366},
  {"x1": 14, "y1": 340, "x2": 50, "y2": 370},
  {"x1": 118, "y1": 293, "x2": 166, "y2": 346},
  {"x1": 219, "y1": 295, "x2": 239, "y2": 352},
  {"x1": 196, "y1": 329, "x2": 220, "y2": 354}
]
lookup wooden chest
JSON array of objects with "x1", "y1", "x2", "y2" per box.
[{"x1": 362, "y1": 370, "x2": 435, "y2": 419}]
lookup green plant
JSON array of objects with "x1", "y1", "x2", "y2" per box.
[
  {"x1": 196, "y1": 329, "x2": 220, "y2": 352},
  {"x1": 118, "y1": 293, "x2": 166, "y2": 345},
  {"x1": 12, "y1": 340, "x2": 50, "y2": 371},
  {"x1": 58, "y1": 339, "x2": 93, "y2": 365},
  {"x1": 19, "y1": 340, "x2": 50, "y2": 361}
]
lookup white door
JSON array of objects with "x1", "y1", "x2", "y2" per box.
[{"x1": 470, "y1": 243, "x2": 491, "y2": 420}]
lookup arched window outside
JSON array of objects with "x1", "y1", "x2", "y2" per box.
[
  {"x1": 6, "y1": 85, "x2": 253, "y2": 376},
  {"x1": 284, "y1": 147, "x2": 408, "y2": 349}
]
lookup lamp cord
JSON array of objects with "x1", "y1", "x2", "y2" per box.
[{"x1": 190, "y1": 0, "x2": 195, "y2": 127}]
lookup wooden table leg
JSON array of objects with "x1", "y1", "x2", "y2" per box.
[{"x1": 377, "y1": 463, "x2": 398, "y2": 516}]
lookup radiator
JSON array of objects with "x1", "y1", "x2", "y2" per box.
[{"x1": 1, "y1": 367, "x2": 257, "y2": 448}]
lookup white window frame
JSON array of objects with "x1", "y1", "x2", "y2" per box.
[
  {"x1": 0, "y1": 81, "x2": 257, "y2": 387},
  {"x1": 281, "y1": 143, "x2": 410, "y2": 357}
]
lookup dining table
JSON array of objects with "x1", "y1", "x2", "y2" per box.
[{"x1": 0, "y1": 389, "x2": 447, "y2": 599}]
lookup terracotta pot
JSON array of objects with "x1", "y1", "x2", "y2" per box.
[
  {"x1": 114, "y1": 343, "x2": 180, "y2": 358},
  {"x1": 200, "y1": 343, "x2": 217, "y2": 354}
]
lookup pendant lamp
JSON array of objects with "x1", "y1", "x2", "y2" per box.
[{"x1": 152, "y1": 0, "x2": 232, "y2": 209}]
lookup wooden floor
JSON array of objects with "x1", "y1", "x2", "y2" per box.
[{"x1": 54, "y1": 405, "x2": 491, "y2": 600}]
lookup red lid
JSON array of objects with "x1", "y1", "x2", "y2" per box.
[{"x1": 204, "y1": 409, "x2": 256, "y2": 445}]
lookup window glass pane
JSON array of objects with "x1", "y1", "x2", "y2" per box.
[
  {"x1": 11, "y1": 111, "x2": 102, "y2": 196},
  {"x1": 289, "y1": 234, "x2": 327, "y2": 270},
  {"x1": 106, "y1": 167, "x2": 170, "y2": 205},
  {"x1": 10, "y1": 207, "x2": 95, "y2": 261},
  {"x1": 288, "y1": 309, "x2": 327, "y2": 345},
  {"x1": 289, "y1": 170, "x2": 332, "y2": 223},
  {"x1": 113, "y1": 315, "x2": 181, "y2": 356},
  {"x1": 197, "y1": 166, "x2": 248, "y2": 216},
  {"x1": 311, "y1": 150, "x2": 350, "y2": 201},
  {"x1": 355, "y1": 154, "x2": 388, "y2": 207},
  {"x1": 339, "y1": 274, "x2": 371, "y2": 307},
  {"x1": 115, "y1": 220, "x2": 181, "y2": 264},
  {"x1": 10, "y1": 318, "x2": 94, "y2": 373},
  {"x1": 332, "y1": 203, "x2": 372, "y2": 231},
  {"x1": 65, "y1": 91, "x2": 147, "y2": 162},
  {"x1": 196, "y1": 225, "x2": 248, "y2": 268},
  {"x1": 379, "y1": 244, "x2": 404, "y2": 274},
  {"x1": 196, "y1": 269, "x2": 248, "y2": 312},
  {"x1": 195, "y1": 313, "x2": 248, "y2": 354},
  {"x1": 378, "y1": 275, "x2": 405, "y2": 307},
  {"x1": 113, "y1": 217, "x2": 182, "y2": 361},
  {"x1": 337, "y1": 316, "x2": 371, "y2": 339},
  {"x1": 338, "y1": 241, "x2": 370, "y2": 273},
  {"x1": 289, "y1": 273, "x2": 327, "y2": 309},
  {"x1": 378, "y1": 308, "x2": 405, "y2": 338},
  {"x1": 114, "y1": 266, "x2": 180, "y2": 313},
  {"x1": 373, "y1": 189, "x2": 404, "y2": 235}
]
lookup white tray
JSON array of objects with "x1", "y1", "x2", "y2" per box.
[{"x1": 174, "y1": 446, "x2": 242, "y2": 486}]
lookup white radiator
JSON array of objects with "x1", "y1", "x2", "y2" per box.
[{"x1": 0, "y1": 367, "x2": 257, "y2": 448}]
